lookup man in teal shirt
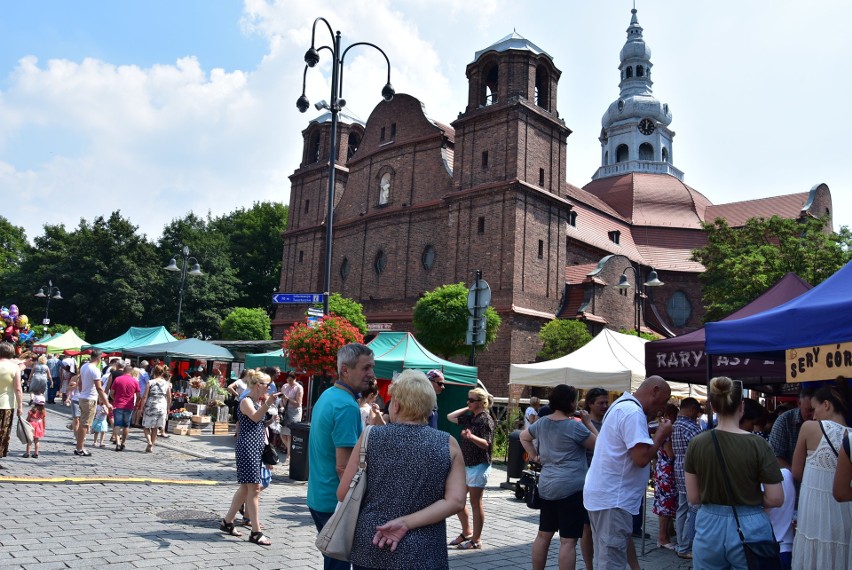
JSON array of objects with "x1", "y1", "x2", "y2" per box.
[{"x1": 308, "y1": 343, "x2": 375, "y2": 570}]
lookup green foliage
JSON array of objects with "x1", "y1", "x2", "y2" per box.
[
  {"x1": 412, "y1": 282, "x2": 501, "y2": 359},
  {"x1": 537, "y1": 319, "x2": 593, "y2": 361},
  {"x1": 0, "y1": 216, "x2": 27, "y2": 279},
  {"x1": 310, "y1": 293, "x2": 368, "y2": 334},
  {"x1": 43, "y1": 323, "x2": 86, "y2": 340},
  {"x1": 617, "y1": 328, "x2": 658, "y2": 341},
  {"x1": 221, "y1": 307, "x2": 272, "y2": 340},
  {"x1": 693, "y1": 216, "x2": 852, "y2": 321}
]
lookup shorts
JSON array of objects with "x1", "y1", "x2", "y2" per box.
[
  {"x1": 113, "y1": 408, "x2": 134, "y2": 428},
  {"x1": 78, "y1": 399, "x2": 97, "y2": 427},
  {"x1": 465, "y1": 462, "x2": 491, "y2": 488},
  {"x1": 539, "y1": 491, "x2": 587, "y2": 538},
  {"x1": 71, "y1": 400, "x2": 81, "y2": 418}
]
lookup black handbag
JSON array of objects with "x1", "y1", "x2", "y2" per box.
[
  {"x1": 711, "y1": 430, "x2": 782, "y2": 570},
  {"x1": 525, "y1": 424, "x2": 542, "y2": 509},
  {"x1": 262, "y1": 442, "x2": 279, "y2": 466}
]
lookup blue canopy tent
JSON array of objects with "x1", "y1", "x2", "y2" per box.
[{"x1": 706, "y1": 261, "x2": 852, "y2": 379}]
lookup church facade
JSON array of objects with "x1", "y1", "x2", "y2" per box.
[{"x1": 273, "y1": 9, "x2": 832, "y2": 396}]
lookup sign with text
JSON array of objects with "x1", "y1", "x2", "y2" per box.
[
  {"x1": 786, "y1": 341, "x2": 852, "y2": 383},
  {"x1": 272, "y1": 293, "x2": 324, "y2": 304},
  {"x1": 367, "y1": 323, "x2": 393, "y2": 332}
]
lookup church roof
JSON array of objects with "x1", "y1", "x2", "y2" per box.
[
  {"x1": 474, "y1": 32, "x2": 551, "y2": 62},
  {"x1": 583, "y1": 172, "x2": 712, "y2": 229},
  {"x1": 704, "y1": 193, "x2": 810, "y2": 227}
]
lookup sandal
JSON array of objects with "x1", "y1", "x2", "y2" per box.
[
  {"x1": 240, "y1": 518, "x2": 265, "y2": 529},
  {"x1": 219, "y1": 519, "x2": 243, "y2": 537},
  {"x1": 456, "y1": 540, "x2": 482, "y2": 550},
  {"x1": 448, "y1": 533, "x2": 472, "y2": 546},
  {"x1": 248, "y1": 531, "x2": 271, "y2": 546}
]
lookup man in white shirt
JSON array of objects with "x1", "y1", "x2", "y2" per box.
[
  {"x1": 583, "y1": 376, "x2": 672, "y2": 569},
  {"x1": 74, "y1": 350, "x2": 111, "y2": 456}
]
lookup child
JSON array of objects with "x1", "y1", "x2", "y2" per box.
[
  {"x1": 91, "y1": 403, "x2": 109, "y2": 448},
  {"x1": 24, "y1": 395, "x2": 47, "y2": 458},
  {"x1": 766, "y1": 467, "x2": 796, "y2": 569}
]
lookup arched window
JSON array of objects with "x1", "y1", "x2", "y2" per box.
[
  {"x1": 374, "y1": 249, "x2": 387, "y2": 275},
  {"x1": 662, "y1": 147, "x2": 669, "y2": 163},
  {"x1": 625, "y1": 66, "x2": 633, "y2": 78},
  {"x1": 639, "y1": 143, "x2": 654, "y2": 161},
  {"x1": 308, "y1": 131, "x2": 321, "y2": 164},
  {"x1": 340, "y1": 257, "x2": 350, "y2": 281},
  {"x1": 483, "y1": 63, "x2": 499, "y2": 106},
  {"x1": 347, "y1": 131, "x2": 361, "y2": 161},
  {"x1": 604, "y1": 151, "x2": 609, "y2": 165},
  {"x1": 666, "y1": 291, "x2": 692, "y2": 327},
  {"x1": 616, "y1": 144, "x2": 629, "y2": 163},
  {"x1": 378, "y1": 172, "x2": 391, "y2": 206},
  {"x1": 421, "y1": 245, "x2": 436, "y2": 270},
  {"x1": 535, "y1": 65, "x2": 549, "y2": 110},
  {"x1": 637, "y1": 65, "x2": 644, "y2": 77}
]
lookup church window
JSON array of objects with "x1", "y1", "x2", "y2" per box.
[
  {"x1": 662, "y1": 147, "x2": 669, "y2": 163},
  {"x1": 616, "y1": 144, "x2": 629, "y2": 163},
  {"x1": 535, "y1": 65, "x2": 549, "y2": 110},
  {"x1": 625, "y1": 66, "x2": 633, "y2": 78},
  {"x1": 604, "y1": 151, "x2": 609, "y2": 165},
  {"x1": 538, "y1": 240, "x2": 544, "y2": 259},
  {"x1": 639, "y1": 143, "x2": 654, "y2": 161},
  {"x1": 421, "y1": 245, "x2": 436, "y2": 270},
  {"x1": 378, "y1": 172, "x2": 391, "y2": 206},
  {"x1": 666, "y1": 291, "x2": 692, "y2": 327},
  {"x1": 308, "y1": 131, "x2": 321, "y2": 164},
  {"x1": 299, "y1": 250, "x2": 304, "y2": 263},
  {"x1": 347, "y1": 131, "x2": 361, "y2": 160},
  {"x1": 477, "y1": 216, "x2": 485, "y2": 234},
  {"x1": 637, "y1": 65, "x2": 644, "y2": 77},
  {"x1": 374, "y1": 249, "x2": 388, "y2": 275},
  {"x1": 340, "y1": 257, "x2": 350, "y2": 281},
  {"x1": 482, "y1": 63, "x2": 499, "y2": 106},
  {"x1": 539, "y1": 168, "x2": 545, "y2": 186},
  {"x1": 390, "y1": 123, "x2": 397, "y2": 140},
  {"x1": 482, "y1": 151, "x2": 489, "y2": 169},
  {"x1": 608, "y1": 230, "x2": 621, "y2": 245},
  {"x1": 568, "y1": 211, "x2": 578, "y2": 227},
  {"x1": 380, "y1": 127, "x2": 386, "y2": 142},
  {"x1": 304, "y1": 199, "x2": 310, "y2": 213}
]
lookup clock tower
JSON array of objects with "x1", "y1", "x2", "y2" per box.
[{"x1": 592, "y1": 8, "x2": 681, "y2": 181}]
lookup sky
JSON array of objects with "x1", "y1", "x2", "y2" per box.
[{"x1": 1, "y1": 0, "x2": 849, "y2": 244}]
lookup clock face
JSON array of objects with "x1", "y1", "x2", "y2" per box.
[{"x1": 638, "y1": 118, "x2": 655, "y2": 135}]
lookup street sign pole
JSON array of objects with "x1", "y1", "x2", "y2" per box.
[{"x1": 469, "y1": 270, "x2": 481, "y2": 366}]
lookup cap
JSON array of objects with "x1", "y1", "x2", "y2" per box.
[
  {"x1": 32, "y1": 395, "x2": 45, "y2": 405},
  {"x1": 426, "y1": 369, "x2": 444, "y2": 381},
  {"x1": 140, "y1": 360, "x2": 149, "y2": 367}
]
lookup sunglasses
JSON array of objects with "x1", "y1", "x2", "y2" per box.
[
  {"x1": 431, "y1": 380, "x2": 445, "y2": 387},
  {"x1": 467, "y1": 398, "x2": 481, "y2": 403}
]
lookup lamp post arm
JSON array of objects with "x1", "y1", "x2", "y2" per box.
[
  {"x1": 339, "y1": 42, "x2": 393, "y2": 101},
  {"x1": 310, "y1": 17, "x2": 335, "y2": 47}
]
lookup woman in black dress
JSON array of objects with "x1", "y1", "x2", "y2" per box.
[{"x1": 220, "y1": 369, "x2": 278, "y2": 546}]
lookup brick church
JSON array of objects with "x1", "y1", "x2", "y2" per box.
[{"x1": 273, "y1": 8, "x2": 832, "y2": 396}]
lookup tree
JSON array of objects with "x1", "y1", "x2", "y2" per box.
[
  {"x1": 693, "y1": 216, "x2": 852, "y2": 321},
  {"x1": 221, "y1": 307, "x2": 272, "y2": 340},
  {"x1": 412, "y1": 282, "x2": 501, "y2": 359},
  {"x1": 283, "y1": 316, "x2": 363, "y2": 377},
  {"x1": 0, "y1": 216, "x2": 27, "y2": 281},
  {"x1": 309, "y1": 293, "x2": 368, "y2": 334},
  {"x1": 617, "y1": 328, "x2": 657, "y2": 341},
  {"x1": 537, "y1": 319, "x2": 593, "y2": 361}
]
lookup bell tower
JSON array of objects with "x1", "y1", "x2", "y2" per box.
[{"x1": 452, "y1": 32, "x2": 571, "y2": 195}]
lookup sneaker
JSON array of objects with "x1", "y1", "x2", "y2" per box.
[{"x1": 73, "y1": 449, "x2": 91, "y2": 456}]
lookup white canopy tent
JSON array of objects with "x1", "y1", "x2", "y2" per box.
[{"x1": 509, "y1": 329, "x2": 706, "y2": 399}]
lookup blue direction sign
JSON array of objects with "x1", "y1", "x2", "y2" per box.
[{"x1": 272, "y1": 293, "x2": 325, "y2": 304}]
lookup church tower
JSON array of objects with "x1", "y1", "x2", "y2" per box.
[{"x1": 592, "y1": 8, "x2": 682, "y2": 181}]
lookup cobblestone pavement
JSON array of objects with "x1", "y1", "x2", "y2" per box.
[{"x1": 0, "y1": 404, "x2": 693, "y2": 569}]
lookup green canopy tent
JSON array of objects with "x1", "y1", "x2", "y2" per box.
[
  {"x1": 366, "y1": 332, "x2": 478, "y2": 435},
  {"x1": 123, "y1": 338, "x2": 236, "y2": 361},
  {"x1": 244, "y1": 349, "x2": 290, "y2": 371},
  {"x1": 82, "y1": 326, "x2": 177, "y2": 352}
]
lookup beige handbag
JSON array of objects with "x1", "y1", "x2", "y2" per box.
[
  {"x1": 17, "y1": 416, "x2": 34, "y2": 445},
  {"x1": 315, "y1": 425, "x2": 373, "y2": 561}
]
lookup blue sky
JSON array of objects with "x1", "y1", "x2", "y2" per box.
[{"x1": 1, "y1": 0, "x2": 849, "y2": 242}]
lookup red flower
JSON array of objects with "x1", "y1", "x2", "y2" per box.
[{"x1": 283, "y1": 316, "x2": 363, "y2": 377}]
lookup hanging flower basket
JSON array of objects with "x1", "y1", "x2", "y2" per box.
[{"x1": 283, "y1": 316, "x2": 364, "y2": 377}]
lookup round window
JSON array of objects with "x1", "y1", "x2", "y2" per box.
[
  {"x1": 666, "y1": 291, "x2": 692, "y2": 328},
  {"x1": 374, "y1": 249, "x2": 387, "y2": 275},
  {"x1": 340, "y1": 257, "x2": 350, "y2": 281},
  {"x1": 421, "y1": 245, "x2": 436, "y2": 270}
]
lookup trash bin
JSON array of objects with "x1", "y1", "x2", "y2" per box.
[
  {"x1": 289, "y1": 422, "x2": 310, "y2": 482},
  {"x1": 507, "y1": 429, "x2": 526, "y2": 479}
]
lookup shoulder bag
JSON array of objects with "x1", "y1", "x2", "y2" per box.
[
  {"x1": 711, "y1": 430, "x2": 782, "y2": 570},
  {"x1": 17, "y1": 415, "x2": 34, "y2": 445},
  {"x1": 316, "y1": 425, "x2": 373, "y2": 561}
]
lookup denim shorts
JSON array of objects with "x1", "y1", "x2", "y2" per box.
[
  {"x1": 113, "y1": 408, "x2": 134, "y2": 428},
  {"x1": 71, "y1": 400, "x2": 81, "y2": 418},
  {"x1": 465, "y1": 462, "x2": 491, "y2": 488}
]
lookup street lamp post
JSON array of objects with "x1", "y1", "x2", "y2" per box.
[
  {"x1": 297, "y1": 16, "x2": 395, "y2": 315},
  {"x1": 34, "y1": 280, "x2": 63, "y2": 332},
  {"x1": 164, "y1": 245, "x2": 203, "y2": 335},
  {"x1": 614, "y1": 266, "x2": 664, "y2": 335}
]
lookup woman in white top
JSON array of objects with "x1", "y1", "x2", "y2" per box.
[{"x1": 279, "y1": 371, "x2": 304, "y2": 459}]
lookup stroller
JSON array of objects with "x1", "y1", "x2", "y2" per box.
[{"x1": 515, "y1": 460, "x2": 541, "y2": 502}]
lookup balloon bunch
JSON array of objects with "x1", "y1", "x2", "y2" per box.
[{"x1": 1, "y1": 304, "x2": 35, "y2": 348}]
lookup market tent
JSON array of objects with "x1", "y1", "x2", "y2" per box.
[
  {"x1": 245, "y1": 349, "x2": 290, "y2": 370},
  {"x1": 646, "y1": 273, "x2": 812, "y2": 384},
  {"x1": 123, "y1": 338, "x2": 235, "y2": 361},
  {"x1": 367, "y1": 332, "x2": 478, "y2": 385},
  {"x1": 706, "y1": 260, "x2": 852, "y2": 356},
  {"x1": 510, "y1": 329, "x2": 705, "y2": 399},
  {"x1": 82, "y1": 326, "x2": 177, "y2": 352},
  {"x1": 34, "y1": 329, "x2": 87, "y2": 354},
  {"x1": 35, "y1": 333, "x2": 58, "y2": 344}
]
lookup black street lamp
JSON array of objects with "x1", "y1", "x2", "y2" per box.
[
  {"x1": 614, "y1": 266, "x2": 664, "y2": 335},
  {"x1": 34, "y1": 280, "x2": 62, "y2": 332},
  {"x1": 164, "y1": 245, "x2": 203, "y2": 334},
  {"x1": 297, "y1": 16, "x2": 395, "y2": 315}
]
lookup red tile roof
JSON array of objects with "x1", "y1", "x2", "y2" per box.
[
  {"x1": 704, "y1": 193, "x2": 809, "y2": 227},
  {"x1": 565, "y1": 263, "x2": 600, "y2": 283}
]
